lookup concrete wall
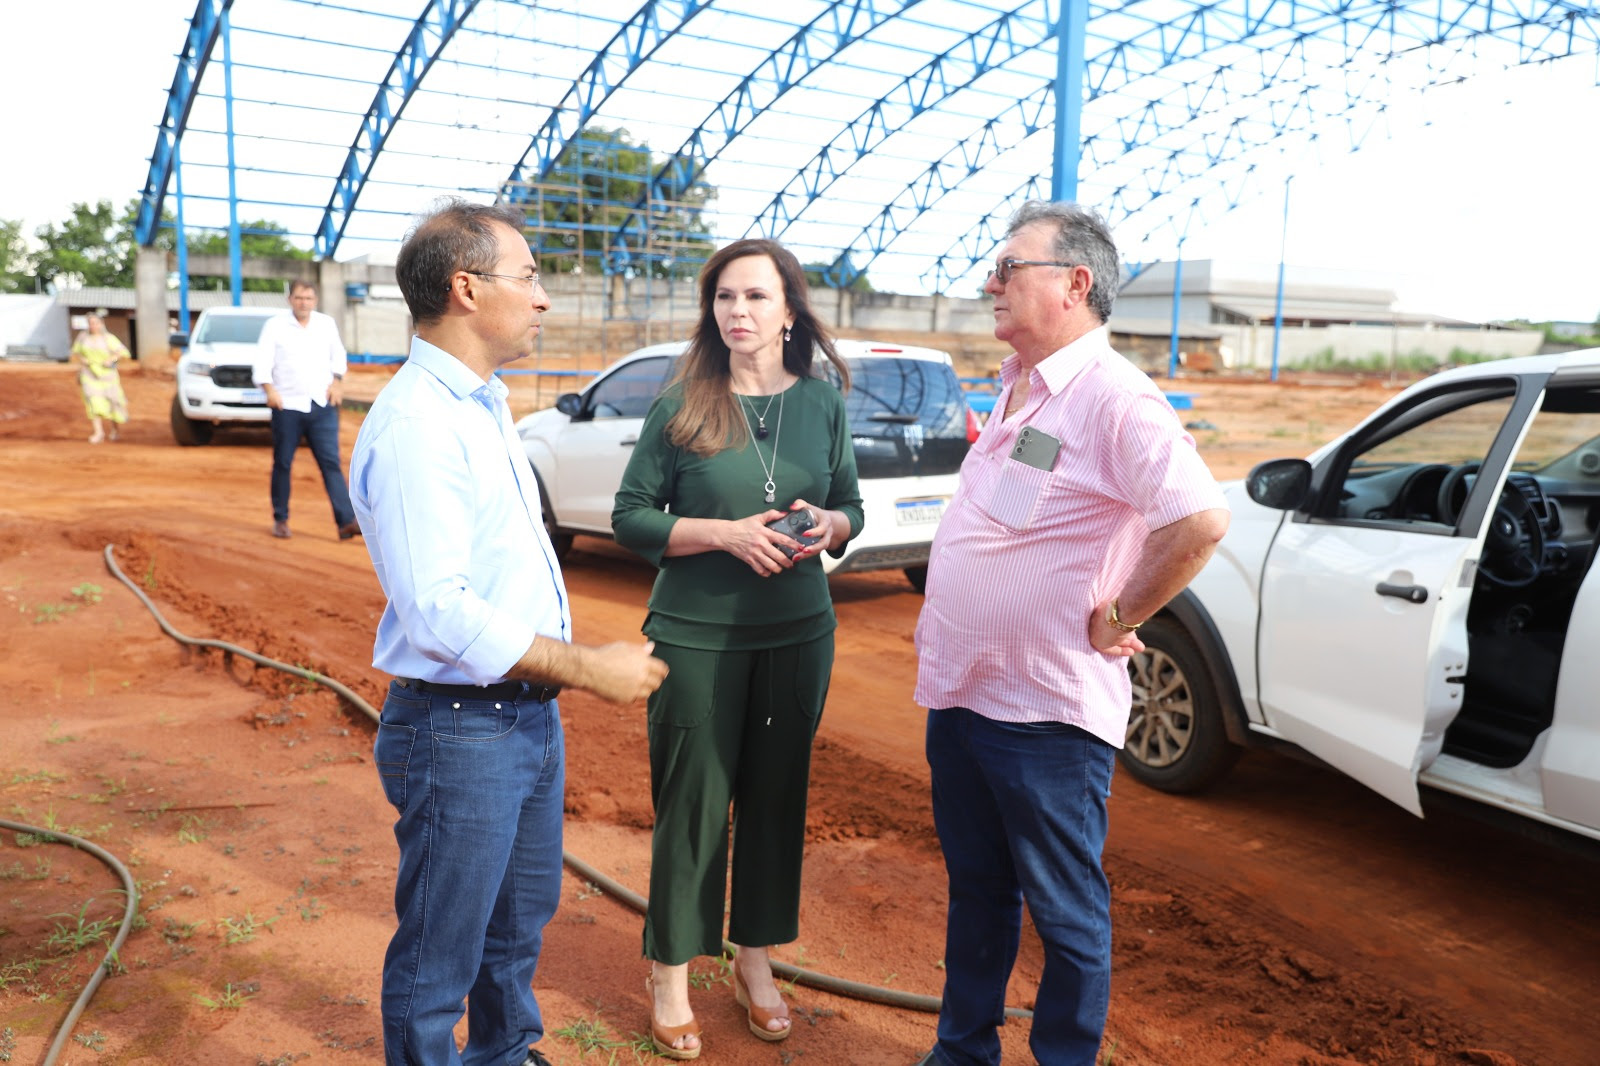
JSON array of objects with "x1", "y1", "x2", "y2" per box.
[
  {"x1": 0, "y1": 295, "x2": 69, "y2": 358},
  {"x1": 1219, "y1": 321, "x2": 1544, "y2": 369},
  {"x1": 135, "y1": 251, "x2": 1545, "y2": 370}
]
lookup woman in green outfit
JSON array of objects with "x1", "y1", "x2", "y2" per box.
[
  {"x1": 71, "y1": 311, "x2": 130, "y2": 443},
  {"x1": 612, "y1": 238, "x2": 864, "y2": 1060}
]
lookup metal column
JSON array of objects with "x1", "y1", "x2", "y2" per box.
[
  {"x1": 1270, "y1": 177, "x2": 1291, "y2": 383},
  {"x1": 222, "y1": 7, "x2": 242, "y2": 305},
  {"x1": 1051, "y1": 0, "x2": 1089, "y2": 202},
  {"x1": 1168, "y1": 244, "x2": 1184, "y2": 379},
  {"x1": 175, "y1": 140, "x2": 190, "y2": 331}
]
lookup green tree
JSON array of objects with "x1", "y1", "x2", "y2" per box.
[
  {"x1": 32, "y1": 197, "x2": 310, "y2": 292},
  {"x1": 32, "y1": 200, "x2": 133, "y2": 287},
  {"x1": 0, "y1": 218, "x2": 35, "y2": 293},
  {"x1": 525, "y1": 126, "x2": 717, "y2": 280},
  {"x1": 803, "y1": 260, "x2": 875, "y2": 294}
]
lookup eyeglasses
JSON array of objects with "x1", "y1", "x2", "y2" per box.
[
  {"x1": 985, "y1": 258, "x2": 1075, "y2": 285},
  {"x1": 466, "y1": 270, "x2": 541, "y2": 288}
]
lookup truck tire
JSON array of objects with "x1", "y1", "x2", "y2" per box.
[
  {"x1": 170, "y1": 395, "x2": 214, "y2": 447},
  {"x1": 1119, "y1": 616, "x2": 1240, "y2": 793}
]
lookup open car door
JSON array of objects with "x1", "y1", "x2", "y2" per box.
[{"x1": 1254, "y1": 380, "x2": 1539, "y2": 815}]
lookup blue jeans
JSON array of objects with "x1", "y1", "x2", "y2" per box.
[
  {"x1": 374, "y1": 681, "x2": 565, "y2": 1066},
  {"x1": 270, "y1": 403, "x2": 354, "y2": 525},
  {"x1": 925, "y1": 707, "x2": 1115, "y2": 1066}
]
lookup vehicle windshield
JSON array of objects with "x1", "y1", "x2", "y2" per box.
[
  {"x1": 194, "y1": 315, "x2": 271, "y2": 345},
  {"x1": 828, "y1": 356, "x2": 970, "y2": 478}
]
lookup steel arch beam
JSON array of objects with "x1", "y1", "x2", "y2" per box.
[
  {"x1": 135, "y1": 0, "x2": 235, "y2": 247},
  {"x1": 821, "y1": 84, "x2": 1055, "y2": 287},
  {"x1": 605, "y1": 0, "x2": 928, "y2": 268},
  {"x1": 502, "y1": 0, "x2": 713, "y2": 200},
  {"x1": 880, "y1": 3, "x2": 1600, "y2": 289},
  {"x1": 918, "y1": 25, "x2": 1593, "y2": 293},
  {"x1": 745, "y1": 0, "x2": 1055, "y2": 243},
  {"x1": 746, "y1": 0, "x2": 1422, "y2": 246},
  {"x1": 314, "y1": 0, "x2": 483, "y2": 258}
]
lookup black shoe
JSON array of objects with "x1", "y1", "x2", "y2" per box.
[
  {"x1": 271, "y1": 520, "x2": 291, "y2": 539},
  {"x1": 337, "y1": 520, "x2": 362, "y2": 540},
  {"x1": 521, "y1": 1050, "x2": 553, "y2": 1066}
]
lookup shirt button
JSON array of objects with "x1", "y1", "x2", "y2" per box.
[
  {"x1": 452, "y1": 702, "x2": 461, "y2": 709},
  {"x1": 494, "y1": 703, "x2": 502, "y2": 710}
]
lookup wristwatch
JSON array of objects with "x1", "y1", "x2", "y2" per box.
[{"x1": 1106, "y1": 598, "x2": 1144, "y2": 633}]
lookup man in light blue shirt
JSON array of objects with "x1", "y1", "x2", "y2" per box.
[{"x1": 350, "y1": 198, "x2": 667, "y2": 1066}]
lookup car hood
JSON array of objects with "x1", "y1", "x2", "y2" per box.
[{"x1": 183, "y1": 341, "x2": 270, "y2": 366}]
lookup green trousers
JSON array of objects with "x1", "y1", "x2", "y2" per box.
[{"x1": 642, "y1": 633, "x2": 834, "y2": 965}]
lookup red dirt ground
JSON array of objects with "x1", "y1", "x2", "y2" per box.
[{"x1": 2, "y1": 362, "x2": 1598, "y2": 1066}]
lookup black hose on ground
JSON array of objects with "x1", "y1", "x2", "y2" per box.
[
  {"x1": 0, "y1": 818, "x2": 139, "y2": 1066},
  {"x1": 101, "y1": 544, "x2": 1032, "y2": 1022}
]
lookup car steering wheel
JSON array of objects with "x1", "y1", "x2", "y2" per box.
[
  {"x1": 1435, "y1": 461, "x2": 1480, "y2": 525},
  {"x1": 1478, "y1": 486, "x2": 1545, "y2": 588}
]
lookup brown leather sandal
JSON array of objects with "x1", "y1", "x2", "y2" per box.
[
  {"x1": 645, "y1": 974, "x2": 702, "y2": 1060},
  {"x1": 733, "y1": 967, "x2": 791, "y2": 1043}
]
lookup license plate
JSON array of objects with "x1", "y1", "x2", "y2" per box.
[
  {"x1": 895, "y1": 497, "x2": 947, "y2": 525},
  {"x1": 241, "y1": 388, "x2": 266, "y2": 403}
]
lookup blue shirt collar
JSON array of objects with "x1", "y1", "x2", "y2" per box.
[{"x1": 408, "y1": 336, "x2": 509, "y2": 407}]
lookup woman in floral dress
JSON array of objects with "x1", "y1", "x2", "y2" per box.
[{"x1": 71, "y1": 311, "x2": 129, "y2": 443}]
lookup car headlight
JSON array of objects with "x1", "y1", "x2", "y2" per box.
[{"x1": 184, "y1": 362, "x2": 214, "y2": 377}]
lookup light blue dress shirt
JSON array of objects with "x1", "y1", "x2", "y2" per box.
[{"x1": 349, "y1": 336, "x2": 570, "y2": 686}]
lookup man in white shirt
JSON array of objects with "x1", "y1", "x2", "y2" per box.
[{"x1": 254, "y1": 280, "x2": 360, "y2": 540}]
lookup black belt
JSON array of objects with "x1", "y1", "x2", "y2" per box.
[{"x1": 397, "y1": 678, "x2": 561, "y2": 703}]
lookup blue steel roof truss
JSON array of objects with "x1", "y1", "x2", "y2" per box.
[
  {"x1": 314, "y1": 0, "x2": 483, "y2": 257},
  {"x1": 135, "y1": 0, "x2": 235, "y2": 247},
  {"x1": 138, "y1": 0, "x2": 1600, "y2": 296}
]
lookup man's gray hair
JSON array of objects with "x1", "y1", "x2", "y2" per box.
[
  {"x1": 1005, "y1": 200, "x2": 1119, "y2": 323},
  {"x1": 395, "y1": 197, "x2": 528, "y2": 325}
]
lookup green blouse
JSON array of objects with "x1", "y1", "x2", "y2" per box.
[{"x1": 611, "y1": 376, "x2": 864, "y2": 650}]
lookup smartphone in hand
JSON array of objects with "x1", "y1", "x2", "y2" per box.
[{"x1": 765, "y1": 507, "x2": 818, "y2": 559}]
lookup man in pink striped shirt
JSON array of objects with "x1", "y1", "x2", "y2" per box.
[{"x1": 912, "y1": 201, "x2": 1229, "y2": 1066}]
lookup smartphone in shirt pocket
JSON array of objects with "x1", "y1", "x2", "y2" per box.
[{"x1": 1010, "y1": 426, "x2": 1061, "y2": 471}]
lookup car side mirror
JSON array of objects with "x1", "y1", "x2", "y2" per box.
[
  {"x1": 554, "y1": 392, "x2": 585, "y2": 419},
  {"x1": 169, "y1": 331, "x2": 190, "y2": 349},
  {"x1": 1246, "y1": 458, "x2": 1313, "y2": 511}
]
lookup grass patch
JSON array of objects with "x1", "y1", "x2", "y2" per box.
[
  {"x1": 31, "y1": 582, "x2": 103, "y2": 624},
  {"x1": 176, "y1": 815, "x2": 208, "y2": 845},
  {"x1": 552, "y1": 1015, "x2": 654, "y2": 1059},
  {"x1": 218, "y1": 912, "x2": 277, "y2": 945},
  {"x1": 46, "y1": 902, "x2": 119, "y2": 954},
  {"x1": 195, "y1": 981, "x2": 256, "y2": 1011}
]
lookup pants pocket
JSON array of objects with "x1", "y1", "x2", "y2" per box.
[
  {"x1": 436, "y1": 698, "x2": 520, "y2": 740},
  {"x1": 647, "y1": 646, "x2": 718, "y2": 729},
  {"x1": 373, "y1": 722, "x2": 415, "y2": 811}
]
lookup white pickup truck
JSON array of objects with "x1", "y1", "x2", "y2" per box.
[{"x1": 169, "y1": 306, "x2": 281, "y2": 445}]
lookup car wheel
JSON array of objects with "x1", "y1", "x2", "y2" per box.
[
  {"x1": 1120, "y1": 617, "x2": 1239, "y2": 793},
  {"x1": 532, "y1": 468, "x2": 572, "y2": 561},
  {"x1": 170, "y1": 394, "x2": 213, "y2": 446},
  {"x1": 903, "y1": 565, "x2": 927, "y2": 593}
]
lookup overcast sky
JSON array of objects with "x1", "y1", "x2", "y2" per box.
[{"x1": 4, "y1": 1, "x2": 1596, "y2": 325}]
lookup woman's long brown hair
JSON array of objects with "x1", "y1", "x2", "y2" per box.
[{"x1": 665, "y1": 239, "x2": 850, "y2": 457}]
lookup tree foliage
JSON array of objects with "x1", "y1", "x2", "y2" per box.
[
  {"x1": 32, "y1": 200, "x2": 135, "y2": 288},
  {"x1": 804, "y1": 261, "x2": 875, "y2": 294},
  {"x1": 24, "y1": 198, "x2": 309, "y2": 292},
  {"x1": 0, "y1": 218, "x2": 35, "y2": 294},
  {"x1": 527, "y1": 126, "x2": 717, "y2": 280}
]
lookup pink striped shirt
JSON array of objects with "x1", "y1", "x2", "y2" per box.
[{"x1": 913, "y1": 327, "x2": 1227, "y2": 747}]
